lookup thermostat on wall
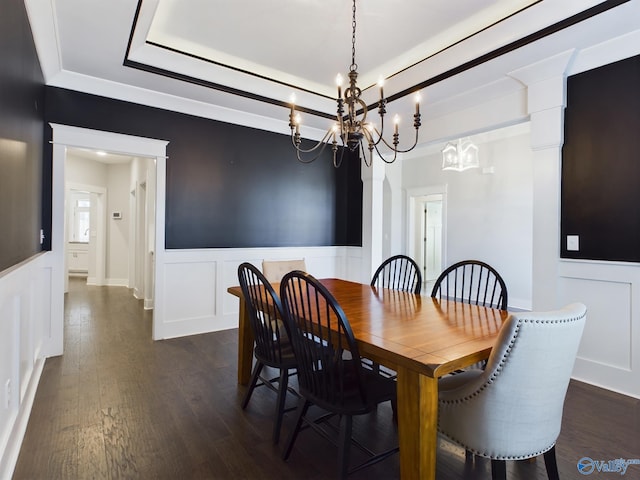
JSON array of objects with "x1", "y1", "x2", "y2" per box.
[{"x1": 112, "y1": 211, "x2": 122, "y2": 220}]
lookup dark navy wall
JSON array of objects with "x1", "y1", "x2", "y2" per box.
[
  {"x1": 43, "y1": 87, "x2": 363, "y2": 249},
  {"x1": 562, "y1": 55, "x2": 640, "y2": 262},
  {"x1": 0, "y1": 0, "x2": 45, "y2": 272}
]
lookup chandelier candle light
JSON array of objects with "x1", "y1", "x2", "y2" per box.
[{"x1": 289, "y1": 0, "x2": 422, "y2": 167}]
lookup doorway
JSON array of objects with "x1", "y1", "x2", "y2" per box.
[
  {"x1": 407, "y1": 186, "x2": 447, "y2": 292},
  {"x1": 64, "y1": 147, "x2": 145, "y2": 293},
  {"x1": 64, "y1": 183, "x2": 107, "y2": 292},
  {"x1": 421, "y1": 197, "x2": 443, "y2": 283},
  {"x1": 49, "y1": 124, "x2": 168, "y2": 356}
]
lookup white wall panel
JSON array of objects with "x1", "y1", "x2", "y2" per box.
[
  {"x1": 155, "y1": 246, "x2": 356, "y2": 340},
  {"x1": 0, "y1": 293, "x2": 18, "y2": 461},
  {"x1": 559, "y1": 261, "x2": 640, "y2": 398},
  {"x1": 0, "y1": 255, "x2": 51, "y2": 478},
  {"x1": 163, "y1": 260, "x2": 217, "y2": 324},
  {"x1": 559, "y1": 276, "x2": 631, "y2": 369}
]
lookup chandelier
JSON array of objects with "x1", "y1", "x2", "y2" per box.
[
  {"x1": 289, "y1": 0, "x2": 422, "y2": 168},
  {"x1": 441, "y1": 137, "x2": 480, "y2": 172}
]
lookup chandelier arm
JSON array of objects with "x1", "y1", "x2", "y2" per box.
[
  {"x1": 358, "y1": 139, "x2": 372, "y2": 168},
  {"x1": 371, "y1": 140, "x2": 399, "y2": 164},
  {"x1": 368, "y1": 123, "x2": 385, "y2": 147},
  {"x1": 295, "y1": 139, "x2": 332, "y2": 164},
  {"x1": 292, "y1": 129, "x2": 340, "y2": 164},
  {"x1": 333, "y1": 143, "x2": 347, "y2": 168},
  {"x1": 372, "y1": 128, "x2": 420, "y2": 154},
  {"x1": 290, "y1": 128, "x2": 336, "y2": 154},
  {"x1": 392, "y1": 128, "x2": 421, "y2": 154}
]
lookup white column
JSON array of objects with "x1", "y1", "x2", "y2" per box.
[
  {"x1": 384, "y1": 158, "x2": 404, "y2": 258},
  {"x1": 509, "y1": 50, "x2": 575, "y2": 310},
  {"x1": 361, "y1": 157, "x2": 385, "y2": 283}
]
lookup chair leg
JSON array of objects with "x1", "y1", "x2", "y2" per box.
[
  {"x1": 272, "y1": 368, "x2": 289, "y2": 444},
  {"x1": 543, "y1": 446, "x2": 560, "y2": 480},
  {"x1": 372, "y1": 362, "x2": 380, "y2": 375},
  {"x1": 282, "y1": 398, "x2": 309, "y2": 461},
  {"x1": 391, "y1": 398, "x2": 397, "y2": 423},
  {"x1": 337, "y1": 415, "x2": 353, "y2": 480},
  {"x1": 491, "y1": 459, "x2": 506, "y2": 480},
  {"x1": 241, "y1": 360, "x2": 264, "y2": 409}
]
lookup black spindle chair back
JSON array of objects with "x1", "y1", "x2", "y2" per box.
[
  {"x1": 370, "y1": 255, "x2": 422, "y2": 294},
  {"x1": 238, "y1": 262, "x2": 292, "y2": 365},
  {"x1": 431, "y1": 260, "x2": 508, "y2": 310},
  {"x1": 280, "y1": 271, "x2": 366, "y2": 413}
]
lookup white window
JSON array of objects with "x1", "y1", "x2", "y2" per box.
[{"x1": 69, "y1": 192, "x2": 91, "y2": 242}]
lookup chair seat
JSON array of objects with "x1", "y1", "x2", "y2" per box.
[
  {"x1": 301, "y1": 360, "x2": 397, "y2": 415},
  {"x1": 254, "y1": 340, "x2": 297, "y2": 370}
]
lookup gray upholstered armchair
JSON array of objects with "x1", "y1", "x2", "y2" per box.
[{"x1": 438, "y1": 303, "x2": 587, "y2": 480}]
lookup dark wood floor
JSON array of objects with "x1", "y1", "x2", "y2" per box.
[{"x1": 13, "y1": 277, "x2": 640, "y2": 479}]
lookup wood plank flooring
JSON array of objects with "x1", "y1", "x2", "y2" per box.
[{"x1": 13, "y1": 277, "x2": 640, "y2": 479}]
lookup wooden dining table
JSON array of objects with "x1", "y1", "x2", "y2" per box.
[{"x1": 227, "y1": 278, "x2": 509, "y2": 480}]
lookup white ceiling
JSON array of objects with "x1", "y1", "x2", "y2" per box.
[{"x1": 24, "y1": 0, "x2": 640, "y2": 144}]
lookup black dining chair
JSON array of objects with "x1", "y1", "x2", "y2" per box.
[
  {"x1": 431, "y1": 259, "x2": 508, "y2": 390},
  {"x1": 237, "y1": 262, "x2": 298, "y2": 444},
  {"x1": 370, "y1": 255, "x2": 422, "y2": 294},
  {"x1": 280, "y1": 271, "x2": 399, "y2": 479},
  {"x1": 368, "y1": 255, "x2": 422, "y2": 380},
  {"x1": 431, "y1": 259, "x2": 508, "y2": 310}
]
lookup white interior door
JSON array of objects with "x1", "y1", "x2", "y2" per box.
[
  {"x1": 407, "y1": 186, "x2": 447, "y2": 293},
  {"x1": 423, "y1": 199, "x2": 443, "y2": 282}
]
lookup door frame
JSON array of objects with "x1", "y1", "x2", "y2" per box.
[{"x1": 49, "y1": 124, "x2": 168, "y2": 355}]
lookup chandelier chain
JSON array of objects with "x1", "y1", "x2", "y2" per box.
[{"x1": 350, "y1": 0, "x2": 357, "y2": 71}]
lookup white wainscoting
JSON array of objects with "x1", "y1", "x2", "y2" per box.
[
  {"x1": 0, "y1": 254, "x2": 53, "y2": 479},
  {"x1": 154, "y1": 246, "x2": 364, "y2": 340},
  {"x1": 558, "y1": 260, "x2": 640, "y2": 399}
]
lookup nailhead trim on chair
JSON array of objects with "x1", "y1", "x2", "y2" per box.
[
  {"x1": 457, "y1": 442, "x2": 556, "y2": 461},
  {"x1": 440, "y1": 315, "x2": 585, "y2": 405},
  {"x1": 438, "y1": 312, "x2": 586, "y2": 460}
]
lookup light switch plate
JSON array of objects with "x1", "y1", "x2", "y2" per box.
[{"x1": 566, "y1": 235, "x2": 580, "y2": 251}]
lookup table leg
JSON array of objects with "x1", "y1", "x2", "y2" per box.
[
  {"x1": 396, "y1": 366, "x2": 438, "y2": 480},
  {"x1": 237, "y1": 297, "x2": 254, "y2": 385}
]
